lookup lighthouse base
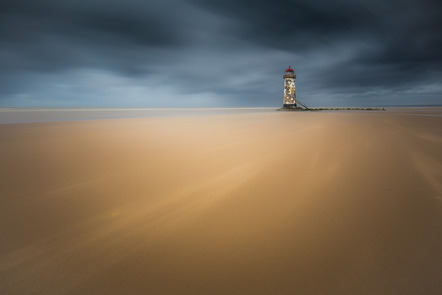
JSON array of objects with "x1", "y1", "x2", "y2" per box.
[
  {"x1": 283, "y1": 100, "x2": 309, "y2": 110},
  {"x1": 282, "y1": 104, "x2": 298, "y2": 109}
]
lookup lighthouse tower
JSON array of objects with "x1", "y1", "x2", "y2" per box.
[{"x1": 283, "y1": 66, "x2": 297, "y2": 107}]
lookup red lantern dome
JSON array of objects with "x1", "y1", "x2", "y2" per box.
[{"x1": 285, "y1": 66, "x2": 294, "y2": 72}]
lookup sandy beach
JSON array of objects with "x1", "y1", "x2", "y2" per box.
[{"x1": 1, "y1": 109, "x2": 441, "y2": 294}]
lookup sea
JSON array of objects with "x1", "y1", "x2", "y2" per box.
[
  {"x1": 0, "y1": 108, "x2": 277, "y2": 124},
  {"x1": 0, "y1": 106, "x2": 441, "y2": 124}
]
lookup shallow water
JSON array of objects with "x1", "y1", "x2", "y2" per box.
[
  {"x1": 1, "y1": 107, "x2": 441, "y2": 124},
  {"x1": 0, "y1": 108, "x2": 276, "y2": 124}
]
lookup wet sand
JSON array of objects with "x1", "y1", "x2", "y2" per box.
[{"x1": 1, "y1": 109, "x2": 441, "y2": 294}]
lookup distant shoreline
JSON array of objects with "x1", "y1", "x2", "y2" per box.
[
  {"x1": 0, "y1": 104, "x2": 441, "y2": 110},
  {"x1": 0, "y1": 106, "x2": 441, "y2": 124}
]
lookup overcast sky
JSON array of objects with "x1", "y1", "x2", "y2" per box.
[{"x1": 1, "y1": 0, "x2": 441, "y2": 107}]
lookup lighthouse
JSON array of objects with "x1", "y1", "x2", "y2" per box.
[{"x1": 283, "y1": 66, "x2": 297, "y2": 108}]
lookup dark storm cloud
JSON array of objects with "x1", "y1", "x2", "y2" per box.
[
  {"x1": 191, "y1": 0, "x2": 442, "y2": 90},
  {"x1": 190, "y1": 0, "x2": 375, "y2": 49},
  {"x1": 0, "y1": 0, "x2": 178, "y2": 46},
  {"x1": 0, "y1": 0, "x2": 183, "y2": 74},
  {"x1": 191, "y1": 0, "x2": 442, "y2": 60},
  {"x1": 0, "y1": 0, "x2": 441, "y2": 106}
]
